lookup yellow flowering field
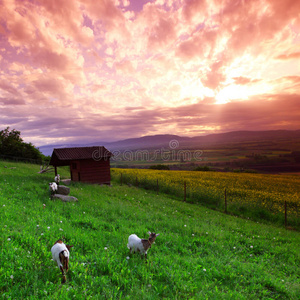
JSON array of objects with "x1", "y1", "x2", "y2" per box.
[{"x1": 111, "y1": 168, "x2": 300, "y2": 219}]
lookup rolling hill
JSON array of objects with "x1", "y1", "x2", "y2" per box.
[{"x1": 38, "y1": 130, "x2": 300, "y2": 156}]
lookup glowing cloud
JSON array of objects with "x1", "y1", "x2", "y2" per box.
[{"x1": 0, "y1": 0, "x2": 299, "y2": 145}]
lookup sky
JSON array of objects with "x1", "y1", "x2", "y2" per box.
[{"x1": 0, "y1": 0, "x2": 300, "y2": 146}]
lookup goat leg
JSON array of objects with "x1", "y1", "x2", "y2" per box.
[
  {"x1": 60, "y1": 266, "x2": 66, "y2": 284},
  {"x1": 61, "y1": 275, "x2": 67, "y2": 284}
]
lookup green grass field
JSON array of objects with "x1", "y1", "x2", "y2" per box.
[
  {"x1": 1, "y1": 161, "x2": 300, "y2": 299},
  {"x1": 111, "y1": 168, "x2": 300, "y2": 230}
]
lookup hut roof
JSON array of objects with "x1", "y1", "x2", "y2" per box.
[{"x1": 49, "y1": 146, "x2": 112, "y2": 166}]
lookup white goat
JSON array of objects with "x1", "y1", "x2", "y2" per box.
[
  {"x1": 54, "y1": 174, "x2": 60, "y2": 184},
  {"x1": 127, "y1": 232, "x2": 159, "y2": 259},
  {"x1": 49, "y1": 182, "x2": 58, "y2": 195},
  {"x1": 51, "y1": 240, "x2": 73, "y2": 283}
]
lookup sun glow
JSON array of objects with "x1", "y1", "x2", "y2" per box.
[
  {"x1": 215, "y1": 84, "x2": 252, "y2": 104},
  {"x1": 180, "y1": 79, "x2": 214, "y2": 101}
]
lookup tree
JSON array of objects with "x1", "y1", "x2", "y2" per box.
[{"x1": 0, "y1": 127, "x2": 43, "y2": 161}]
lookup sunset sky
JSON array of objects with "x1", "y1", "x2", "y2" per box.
[{"x1": 0, "y1": 0, "x2": 300, "y2": 146}]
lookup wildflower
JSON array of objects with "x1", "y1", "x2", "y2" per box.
[
  {"x1": 59, "y1": 228, "x2": 63, "y2": 231},
  {"x1": 250, "y1": 245, "x2": 253, "y2": 249},
  {"x1": 43, "y1": 204, "x2": 46, "y2": 209},
  {"x1": 233, "y1": 247, "x2": 236, "y2": 249},
  {"x1": 47, "y1": 227, "x2": 50, "y2": 230},
  {"x1": 60, "y1": 221, "x2": 62, "y2": 223},
  {"x1": 19, "y1": 267, "x2": 23, "y2": 270},
  {"x1": 192, "y1": 234, "x2": 195, "y2": 236},
  {"x1": 126, "y1": 256, "x2": 130, "y2": 260},
  {"x1": 10, "y1": 275, "x2": 14, "y2": 279},
  {"x1": 41, "y1": 233, "x2": 44, "y2": 235},
  {"x1": 7, "y1": 238, "x2": 11, "y2": 241},
  {"x1": 104, "y1": 247, "x2": 108, "y2": 250},
  {"x1": 184, "y1": 225, "x2": 187, "y2": 227},
  {"x1": 203, "y1": 269, "x2": 206, "y2": 272},
  {"x1": 37, "y1": 225, "x2": 39, "y2": 227},
  {"x1": 83, "y1": 212, "x2": 85, "y2": 214}
]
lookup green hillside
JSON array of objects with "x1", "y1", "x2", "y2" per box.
[{"x1": 0, "y1": 161, "x2": 299, "y2": 299}]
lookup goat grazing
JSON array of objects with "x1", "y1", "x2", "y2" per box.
[
  {"x1": 54, "y1": 174, "x2": 60, "y2": 185},
  {"x1": 51, "y1": 240, "x2": 73, "y2": 283},
  {"x1": 49, "y1": 182, "x2": 58, "y2": 195},
  {"x1": 127, "y1": 232, "x2": 159, "y2": 259}
]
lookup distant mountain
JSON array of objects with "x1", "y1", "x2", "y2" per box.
[
  {"x1": 38, "y1": 130, "x2": 300, "y2": 156},
  {"x1": 94, "y1": 134, "x2": 190, "y2": 151},
  {"x1": 37, "y1": 143, "x2": 104, "y2": 156},
  {"x1": 188, "y1": 130, "x2": 300, "y2": 148}
]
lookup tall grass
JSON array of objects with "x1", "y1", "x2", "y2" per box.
[{"x1": 1, "y1": 161, "x2": 300, "y2": 299}]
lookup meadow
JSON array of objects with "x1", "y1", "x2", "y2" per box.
[
  {"x1": 0, "y1": 161, "x2": 300, "y2": 299},
  {"x1": 111, "y1": 168, "x2": 300, "y2": 230}
]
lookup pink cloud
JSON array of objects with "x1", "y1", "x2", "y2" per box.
[
  {"x1": 0, "y1": 81, "x2": 21, "y2": 96},
  {"x1": 176, "y1": 34, "x2": 204, "y2": 60},
  {"x1": 148, "y1": 16, "x2": 177, "y2": 50},
  {"x1": 0, "y1": 0, "x2": 299, "y2": 146},
  {"x1": 81, "y1": 0, "x2": 127, "y2": 34},
  {"x1": 0, "y1": 97, "x2": 25, "y2": 105},
  {"x1": 5, "y1": 92, "x2": 299, "y2": 145},
  {"x1": 114, "y1": 60, "x2": 135, "y2": 74},
  {"x1": 233, "y1": 77, "x2": 261, "y2": 85},
  {"x1": 36, "y1": 0, "x2": 94, "y2": 45},
  {"x1": 203, "y1": 60, "x2": 225, "y2": 89},
  {"x1": 275, "y1": 52, "x2": 300, "y2": 60},
  {"x1": 182, "y1": 0, "x2": 207, "y2": 22}
]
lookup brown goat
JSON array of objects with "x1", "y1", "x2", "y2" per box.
[
  {"x1": 51, "y1": 240, "x2": 73, "y2": 283},
  {"x1": 127, "y1": 232, "x2": 160, "y2": 259}
]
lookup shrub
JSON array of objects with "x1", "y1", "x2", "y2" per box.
[
  {"x1": 193, "y1": 166, "x2": 211, "y2": 171},
  {"x1": 149, "y1": 164, "x2": 170, "y2": 170}
]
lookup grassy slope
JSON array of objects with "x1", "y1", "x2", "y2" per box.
[{"x1": 0, "y1": 161, "x2": 299, "y2": 299}]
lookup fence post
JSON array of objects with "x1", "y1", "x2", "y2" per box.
[
  {"x1": 184, "y1": 181, "x2": 186, "y2": 202},
  {"x1": 285, "y1": 200, "x2": 287, "y2": 228},
  {"x1": 157, "y1": 179, "x2": 159, "y2": 195},
  {"x1": 224, "y1": 188, "x2": 227, "y2": 213}
]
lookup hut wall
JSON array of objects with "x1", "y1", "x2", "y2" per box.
[{"x1": 75, "y1": 158, "x2": 111, "y2": 184}]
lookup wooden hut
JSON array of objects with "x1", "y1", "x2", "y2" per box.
[{"x1": 49, "y1": 146, "x2": 112, "y2": 184}]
